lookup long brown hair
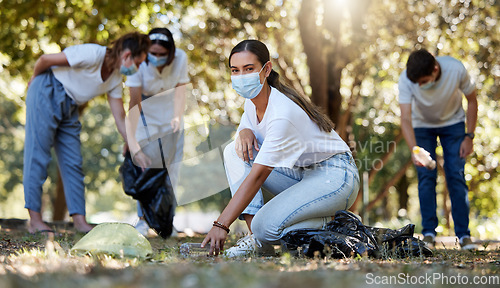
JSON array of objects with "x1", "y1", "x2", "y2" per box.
[
  {"x1": 105, "y1": 32, "x2": 151, "y2": 70},
  {"x1": 229, "y1": 40, "x2": 335, "y2": 133}
]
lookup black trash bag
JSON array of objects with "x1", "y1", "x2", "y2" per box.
[
  {"x1": 281, "y1": 210, "x2": 432, "y2": 259},
  {"x1": 305, "y1": 231, "x2": 378, "y2": 258},
  {"x1": 379, "y1": 235, "x2": 433, "y2": 257},
  {"x1": 312, "y1": 210, "x2": 379, "y2": 258},
  {"x1": 325, "y1": 210, "x2": 380, "y2": 251},
  {"x1": 119, "y1": 151, "x2": 143, "y2": 197},
  {"x1": 119, "y1": 152, "x2": 175, "y2": 238},
  {"x1": 281, "y1": 210, "x2": 379, "y2": 258},
  {"x1": 366, "y1": 225, "x2": 433, "y2": 257},
  {"x1": 281, "y1": 229, "x2": 328, "y2": 251},
  {"x1": 366, "y1": 224, "x2": 415, "y2": 243}
]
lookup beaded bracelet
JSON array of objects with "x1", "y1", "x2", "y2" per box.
[{"x1": 213, "y1": 221, "x2": 230, "y2": 233}]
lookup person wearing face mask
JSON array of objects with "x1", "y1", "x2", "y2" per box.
[
  {"x1": 398, "y1": 49, "x2": 478, "y2": 250},
  {"x1": 23, "y1": 32, "x2": 150, "y2": 235},
  {"x1": 201, "y1": 40, "x2": 360, "y2": 257},
  {"x1": 124, "y1": 27, "x2": 189, "y2": 236}
]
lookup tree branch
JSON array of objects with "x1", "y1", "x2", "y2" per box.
[{"x1": 366, "y1": 159, "x2": 412, "y2": 212}]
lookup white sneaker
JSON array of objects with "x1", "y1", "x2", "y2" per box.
[
  {"x1": 224, "y1": 234, "x2": 275, "y2": 258},
  {"x1": 134, "y1": 219, "x2": 150, "y2": 237}
]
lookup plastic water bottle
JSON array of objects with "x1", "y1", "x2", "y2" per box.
[
  {"x1": 412, "y1": 146, "x2": 436, "y2": 170},
  {"x1": 179, "y1": 243, "x2": 210, "y2": 257}
]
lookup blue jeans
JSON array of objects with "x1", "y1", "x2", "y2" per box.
[
  {"x1": 414, "y1": 121, "x2": 470, "y2": 239},
  {"x1": 24, "y1": 70, "x2": 85, "y2": 215},
  {"x1": 223, "y1": 141, "x2": 360, "y2": 245}
]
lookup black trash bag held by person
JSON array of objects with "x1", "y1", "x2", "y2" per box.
[
  {"x1": 119, "y1": 152, "x2": 175, "y2": 238},
  {"x1": 281, "y1": 210, "x2": 432, "y2": 259}
]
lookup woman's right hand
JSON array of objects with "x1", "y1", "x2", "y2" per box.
[
  {"x1": 201, "y1": 225, "x2": 228, "y2": 256},
  {"x1": 122, "y1": 143, "x2": 129, "y2": 156},
  {"x1": 235, "y1": 129, "x2": 259, "y2": 162},
  {"x1": 133, "y1": 150, "x2": 152, "y2": 171}
]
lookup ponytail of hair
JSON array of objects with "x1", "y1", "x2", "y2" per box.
[{"x1": 267, "y1": 70, "x2": 335, "y2": 133}]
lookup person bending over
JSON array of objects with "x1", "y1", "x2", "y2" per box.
[
  {"x1": 24, "y1": 32, "x2": 150, "y2": 234},
  {"x1": 398, "y1": 49, "x2": 478, "y2": 250}
]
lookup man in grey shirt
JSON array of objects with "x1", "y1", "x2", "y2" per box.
[{"x1": 398, "y1": 49, "x2": 478, "y2": 250}]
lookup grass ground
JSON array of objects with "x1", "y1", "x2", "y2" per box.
[{"x1": 0, "y1": 219, "x2": 498, "y2": 288}]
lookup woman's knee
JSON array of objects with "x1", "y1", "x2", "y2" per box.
[
  {"x1": 346, "y1": 186, "x2": 359, "y2": 210},
  {"x1": 223, "y1": 141, "x2": 237, "y2": 161},
  {"x1": 251, "y1": 212, "x2": 280, "y2": 244}
]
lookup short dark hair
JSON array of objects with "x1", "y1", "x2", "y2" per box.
[
  {"x1": 406, "y1": 49, "x2": 436, "y2": 83},
  {"x1": 149, "y1": 27, "x2": 176, "y2": 65}
]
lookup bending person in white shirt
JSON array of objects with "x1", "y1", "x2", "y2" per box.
[
  {"x1": 24, "y1": 32, "x2": 150, "y2": 234},
  {"x1": 202, "y1": 40, "x2": 360, "y2": 257},
  {"x1": 124, "y1": 28, "x2": 189, "y2": 236}
]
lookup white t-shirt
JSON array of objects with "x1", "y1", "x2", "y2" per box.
[
  {"x1": 125, "y1": 49, "x2": 190, "y2": 145},
  {"x1": 52, "y1": 44, "x2": 123, "y2": 105},
  {"x1": 237, "y1": 87, "x2": 350, "y2": 168},
  {"x1": 125, "y1": 49, "x2": 190, "y2": 95},
  {"x1": 398, "y1": 56, "x2": 475, "y2": 128}
]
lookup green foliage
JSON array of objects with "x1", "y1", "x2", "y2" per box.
[{"x1": 0, "y1": 93, "x2": 24, "y2": 201}]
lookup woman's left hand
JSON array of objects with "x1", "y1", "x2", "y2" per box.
[
  {"x1": 171, "y1": 117, "x2": 180, "y2": 133},
  {"x1": 133, "y1": 151, "x2": 152, "y2": 171},
  {"x1": 201, "y1": 226, "x2": 228, "y2": 256}
]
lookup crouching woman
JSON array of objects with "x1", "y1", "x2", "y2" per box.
[{"x1": 202, "y1": 40, "x2": 360, "y2": 257}]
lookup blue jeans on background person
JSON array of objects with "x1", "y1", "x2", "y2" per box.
[
  {"x1": 414, "y1": 121, "x2": 471, "y2": 239},
  {"x1": 23, "y1": 70, "x2": 85, "y2": 216},
  {"x1": 223, "y1": 141, "x2": 360, "y2": 245}
]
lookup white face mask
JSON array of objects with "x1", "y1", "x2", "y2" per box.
[
  {"x1": 148, "y1": 53, "x2": 168, "y2": 67},
  {"x1": 120, "y1": 56, "x2": 138, "y2": 76},
  {"x1": 420, "y1": 68, "x2": 439, "y2": 90},
  {"x1": 420, "y1": 81, "x2": 435, "y2": 90},
  {"x1": 230, "y1": 62, "x2": 268, "y2": 99}
]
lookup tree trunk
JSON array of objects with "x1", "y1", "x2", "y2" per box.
[
  {"x1": 298, "y1": 0, "x2": 372, "y2": 211},
  {"x1": 437, "y1": 159, "x2": 451, "y2": 232},
  {"x1": 323, "y1": 0, "x2": 345, "y2": 126},
  {"x1": 298, "y1": 0, "x2": 328, "y2": 109},
  {"x1": 382, "y1": 197, "x2": 390, "y2": 220},
  {"x1": 327, "y1": 64, "x2": 343, "y2": 127},
  {"x1": 53, "y1": 169, "x2": 67, "y2": 221},
  {"x1": 397, "y1": 173, "x2": 409, "y2": 212}
]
